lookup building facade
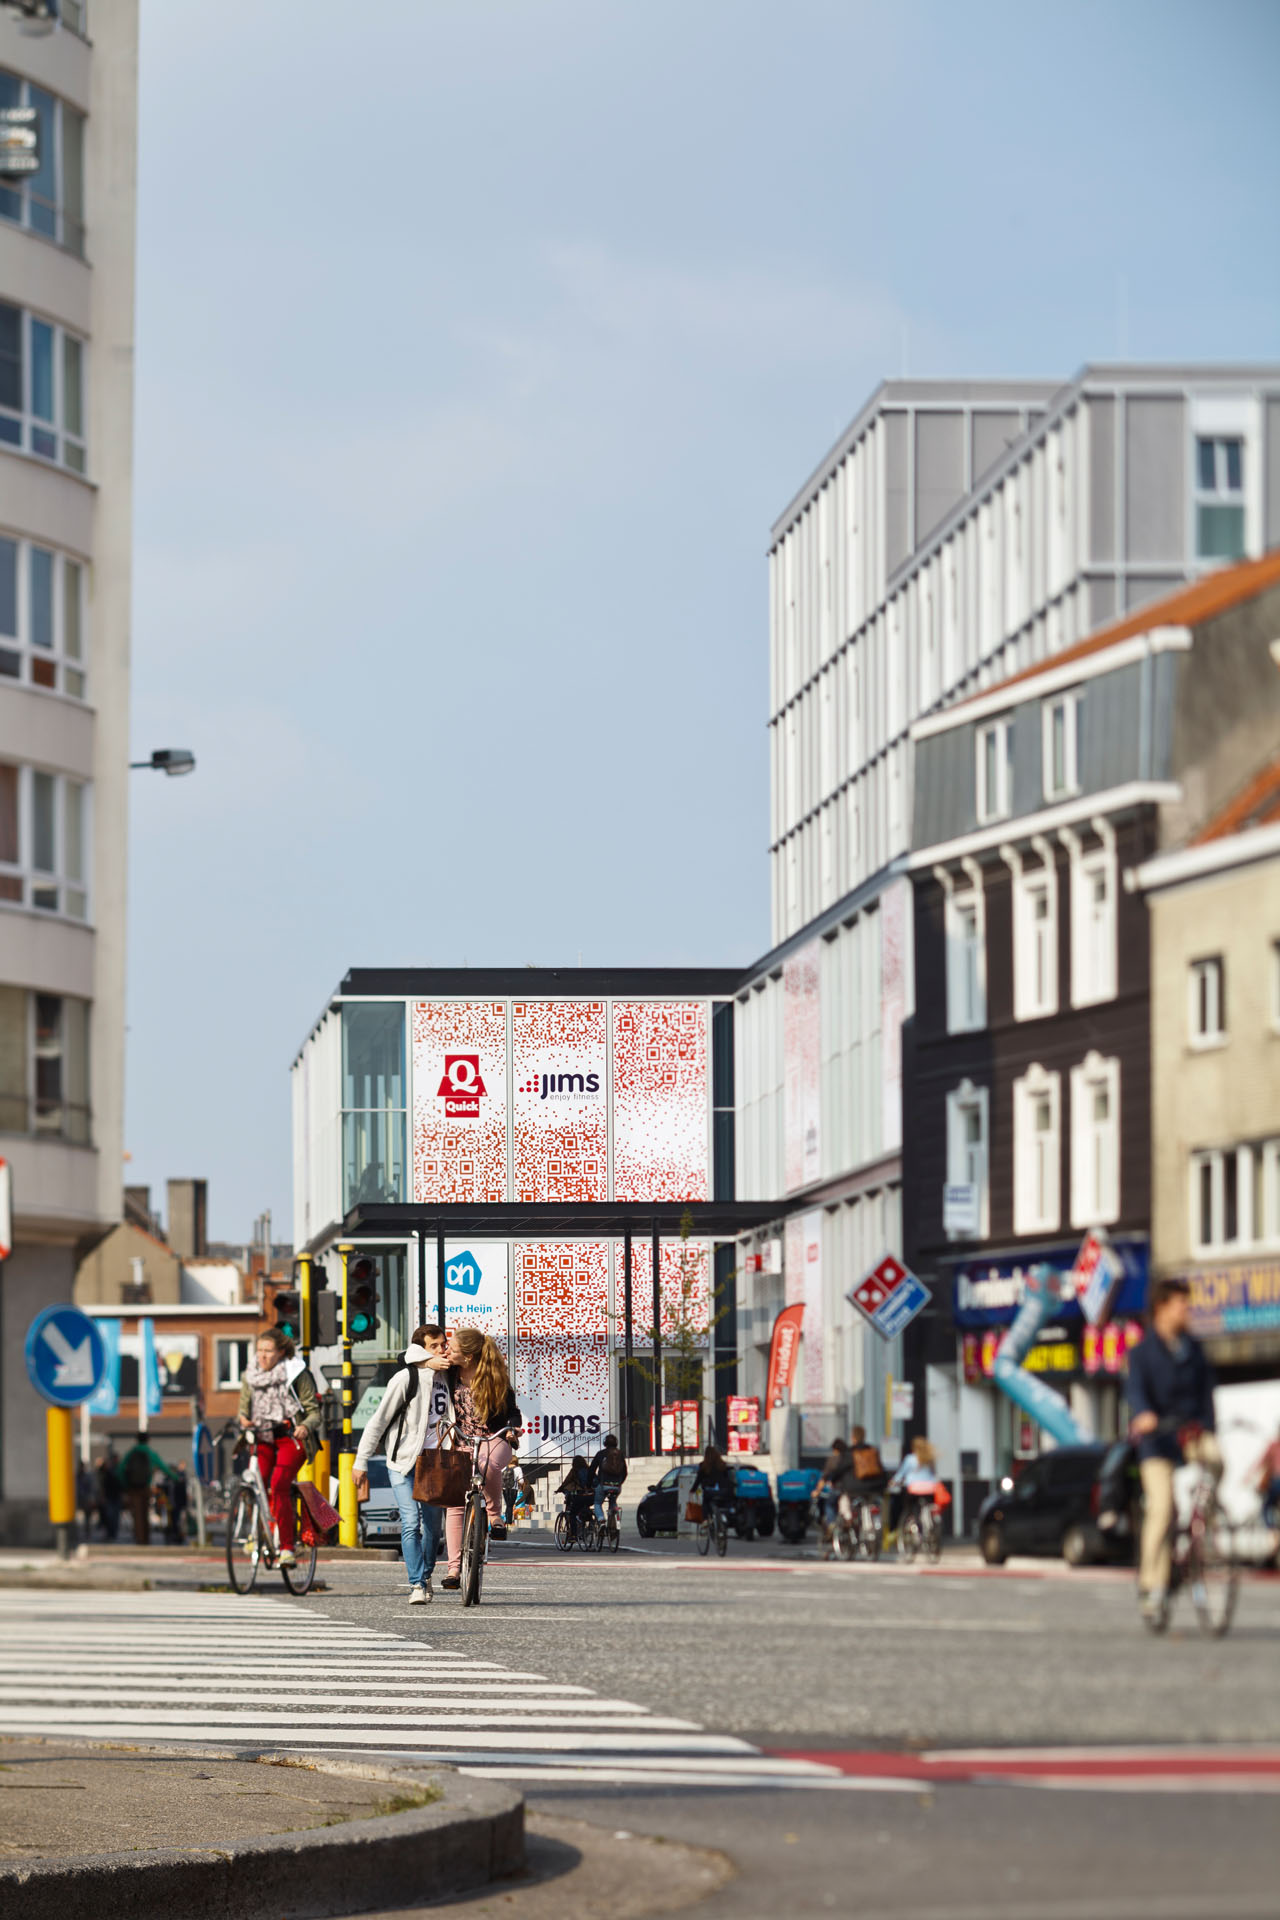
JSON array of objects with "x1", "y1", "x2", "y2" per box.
[
  {"x1": 0, "y1": 5, "x2": 138, "y2": 1543},
  {"x1": 734, "y1": 365, "x2": 1280, "y2": 1471},
  {"x1": 902, "y1": 552, "x2": 1280, "y2": 1513}
]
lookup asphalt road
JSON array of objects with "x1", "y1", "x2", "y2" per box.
[{"x1": 304, "y1": 1536, "x2": 1280, "y2": 1917}]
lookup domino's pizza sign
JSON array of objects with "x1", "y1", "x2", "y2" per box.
[{"x1": 847, "y1": 1253, "x2": 929, "y2": 1342}]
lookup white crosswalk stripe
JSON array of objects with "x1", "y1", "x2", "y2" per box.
[{"x1": 0, "y1": 1591, "x2": 861, "y2": 1792}]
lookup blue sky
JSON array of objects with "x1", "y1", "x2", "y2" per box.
[{"x1": 125, "y1": 0, "x2": 1280, "y2": 1241}]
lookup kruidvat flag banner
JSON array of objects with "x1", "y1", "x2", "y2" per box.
[
  {"x1": 140, "y1": 1317, "x2": 163, "y2": 1418},
  {"x1": 765, "y1": 1303, "x2": 804, "y2": 1411},
  {"x1": 86, "y1": 1317, "x2": 121, "y2": 1416}
]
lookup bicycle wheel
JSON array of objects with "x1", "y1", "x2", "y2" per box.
[
  {"x1": 833, "y1": 1522, "x2": 856, "y2": 1562},
  {"x1": 715, "y1": 1511, "x2": 729, "y2": 1557},
  {"x1": 898, "y1": 1513, "x2": 918, "y2": 1561},
  {"x1": 554, "y1": 1511, "x2": 572, "y2": 1551},
  {"x1": 863, "y1": 1503, "x2": 883, "y2": 1561},
  {"x1": 608, "y1": 1518, "x2": 621, "y2": 1553},
  {"x1": 696, "y1": 1517, "x2": 711, "y2": 1555},
  {"x1": 281, "y1": 1491, "x2": 318, "y2": 1595},
  {"x1": 924, "y1": 1509, "x2": 942, "y2": 1564},
  {"x1": 461, "y1": 1496, "x2": 487, "y2": 1607},
  {"x1": 226, "y1": 1486, "x2": 261, "y2": 1595},
  {"x1": 1189, "y1": 1516, "x2": 1238, "y2": 1638},
  {"x1": 578, "y1": 1512, "x2": 599, "y2": 1551}
]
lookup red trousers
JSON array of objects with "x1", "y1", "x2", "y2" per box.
[{"x1": 255, "y1": 1436, "x2": 306, "y2": 1549}]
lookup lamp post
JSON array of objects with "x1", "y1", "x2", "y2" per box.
[{"x1": 129, "y1": 749, "x2": 196, "y2": 776}]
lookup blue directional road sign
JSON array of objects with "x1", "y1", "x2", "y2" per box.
[{"x1": 24, "y1": 1304, "x2": 107, "y2": 1408}]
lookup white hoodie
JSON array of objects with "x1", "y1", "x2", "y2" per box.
[{"x1": 354, "y1": 1364, "x2": 454, "y2": 1478}]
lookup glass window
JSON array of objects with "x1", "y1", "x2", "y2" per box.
[
  {"x1": 64, "y1": 781, "x2": 85, "y2": 918},
  {"x1": 1014, "y1": 1066, "x2": 1061, "y2": 1235},
  {"x1": 1014, "y1": 861, "x2": 1058, "y2": 1021},
  {"x1": 1042, "y1": 692, "x2": 1080, "y2": 800},
  {"x1": 216, "y1": 1338, "x2": 252, "y2": 1391},
  {"x1": 0, "y1": 301, "x2": 20, "y2": 417},
  {"x1": 1189, "y1": 957, "x2": 1225, "y2": 1042},
  {"x1": 61, "y1": 106, "x2": 84, "y2": 255},
  {"x1": 976, "y1": 718, "x2": 1013, "y2": 823},
  {"x1": 0, "y1": 761, "x2": 18, "y2": 897},
  {"x1": 32, "y1": 770, "x2": 55, "y2": 871},
  {"x1": 30, "y1": 546, "x2": 53, "y2": 648},
  {"x1": 945, "y1": 884, "x2": 985, "y2": 1033},
  {"x1": 62, "y1": 993, "x2": 89, "y2": 1142},
  {"x1": 1071, "y1": 1053, "x2": 1120, "y2": 1228},
  {"x1": 1195, "y1": 436, "x2": 1246, "y2": 561},
  {"x1": 26, "y1": 85, "x2": 56, "y2": 238},
  {"x1": 0, "y1": 982, "x2": 24, "y2": 1131},
  {"x1": 342, "y1": 1001, "x2": 405, "y2": 1109},
  {"x1": 0, "y1": 538, "x2": 16, "y2": 680},
  {"x1": 30, "y1": 319, "x2": 53, "y2": 422}
]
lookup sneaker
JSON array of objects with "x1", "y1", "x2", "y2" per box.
[
  {"x1": 277, "y1": 1549, "x2": 297, "y2": 1569},
  {"x1": 1141, "y1": 1587, "x2": 1166, "y2": 1621},
  {"x1": 408, "y1": 1584, "x2": 430, "y2": 1605},
  {"x1": 489, "y1": 1522, "x2": 508, "y2": 1542},
  {"x1": 440, "y1": 1573, "x2": 461, "y2": 1591}
]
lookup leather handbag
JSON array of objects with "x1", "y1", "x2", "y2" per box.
[
  {"x1": 413, "y1": 1447, "x2": 472, "y2": 1506},
  {"x1": 684, "y1": 1498, "x2": 703, "y2": 1523}
]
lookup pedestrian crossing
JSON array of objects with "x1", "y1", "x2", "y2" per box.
[{"x1": 0, "y1": 1590, "x2": 862, "y2": 1793}]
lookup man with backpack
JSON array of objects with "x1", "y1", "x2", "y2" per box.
[
  {"x1": 119, "y1": 1433, "x2": 178, "y2": 1547},
  {"x1": 353, "y1": 1323, "x2": 452, "y2": 1604},
  {"x1": 590, "y1": 1433, "x2": 628, "y2": 1532}
]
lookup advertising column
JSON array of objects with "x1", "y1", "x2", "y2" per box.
[{"x1": 512, "y1": 1242, "x2": 610, "y2": 1455}]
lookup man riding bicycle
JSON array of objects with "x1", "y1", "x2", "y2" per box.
[
  {"x1": 590, "y1": 1433, "x2": 627, "y2": 1531},
  {"x1": 1127, "y1": 1276, "x2": 1220, "y2": 1623}
]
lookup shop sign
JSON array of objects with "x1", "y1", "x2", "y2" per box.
[
  {"x1": 743, "y1": 1239, "x2": 781, "y2": 1275},
  {"x1": 1083, "y1": 1319, "x2": 1143, "y2": 1376},
  {"x1": 1074, "y1": 1230, "x2": 1124, "y2": 1326},
  {"x1": 726, "y1": 1394, "x2": 760, "y2": 1454},
  {"x1": 962, "y1": 1320, "x2": 1142, "y2": 1384},
  {"x1": 651, "y1": 1400, "x2": 699, "y2": 1453},
  {"x1": 952, "y1": 1240, "x2": 1148, "y2": 1330},
  {"x1": 1184, "y1": 1260, "x2": 1280, "y2": 1339},
  {"x1": 943, "y1": 1183, "x2": 979, "y2": 1236},
  {"x1": 765, "y1": 1303, "x2": 804, "y2": 1409},
  {"x1": 848, "y1": 1253, "x2": 929, "y2": 1340},
  {"x1": 890, "y1": 1380, "x2": 915, "y2": 1420}
]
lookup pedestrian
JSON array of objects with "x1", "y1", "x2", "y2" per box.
[
  {"x1": 1127, "y1": 1276, "x2": 1220, "y2": 1622},
  {"x1": 238, "y1": 1327, "x2": 322, "y2": 1571},
  {"x1": 166, "y1": 1460, "x2": 190, "y2": 1544},
  {"x1": 354, "y1": 1324, "x2": 451, "y2": 1604},
  {"x1": 97, "y1": 1447, "x2": 121, "y2": 1541},
  {"x1": 119, "y1": 1433, "x2": 174, "y2": 1546},
  {"x1": 502, "y1": 1460, "x2": 525, "y2": 1525},
  {"x1": 439, "y1": 1328, "x2": 521, "y2": 1590}
]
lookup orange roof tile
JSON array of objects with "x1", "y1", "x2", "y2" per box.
[
  {"x1": 958, "y1": 547, "x2": 1280, "y2": 707},
  {"x1": 1192, "y1": 753, "x2": 1280, "y2": 844}
]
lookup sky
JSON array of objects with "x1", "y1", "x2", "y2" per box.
[{"x1": 125, "y1": 0, "x2": 1280, "y2": 1243}]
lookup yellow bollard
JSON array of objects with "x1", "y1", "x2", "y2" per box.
[
  {"x1": 337, "y1": 1243, "x2": 358, "y2": 1548},
  {"x1": 47, "y1": 1405, "x2": 76, "y2": 1558}
]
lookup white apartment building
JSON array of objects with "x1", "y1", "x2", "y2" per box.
[
  {"x1": 734, "y1": 366, "x2": 1280, "y2": 1452},
  {"x1": 0, "y1": 3, "x2": 138, "y2": 1543}
]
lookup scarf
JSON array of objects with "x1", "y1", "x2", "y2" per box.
[{"x1": 244, "y1": 1360, "x2": 294, "y2": 1429}]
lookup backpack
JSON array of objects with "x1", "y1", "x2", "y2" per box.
[
  {"x1": 123, "y1": 1447, "x2": 151, "y2": 1491},
  {"x1": 600, "y1": 1446, "x2": 627, "y2": 1484},
  {"x1": 385, "y1": 1365, "x2": 418, "y2": 1461}
]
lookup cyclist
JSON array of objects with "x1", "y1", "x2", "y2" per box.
[
  {"x1": 438, "y1": 1328, "x2": 521, "y2": 1591},
  {"x1": 555, "y1": 1455, "x2": 595, "y2": 1542},
  {"x1": 815, "y1": 1437, "x2": 853, "y2": 1535},
  {"x1": 590, "y1": 1433, "x2": 628, "y2": 1532},
  {"x1": 691, "y1": 1444, "x2": 735, "y2": 1535},
  {"x1": 353, "y1": 1323, "x2": 451, "y2": 1604},
  {"x1": 238, "y1": 1328, "x2": 321, "y2": 1570},
  {"x1": 887, "y1": 1435, "x2": 936, "y2": 1537},
  {"x1": 1127, "y1": 1276, "x2": 1220, "y2": 1623}
]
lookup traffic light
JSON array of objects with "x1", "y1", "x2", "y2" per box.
[
  {"x1": 312, "y1": 1291, "x2": 338, "y2": 1346},
  {"x1": 273, "y1": 1289, "x2": 301, "y2": 1341},
  {"x1": 347, "y1": 1259, "x2": 380, "y2": 1343}
]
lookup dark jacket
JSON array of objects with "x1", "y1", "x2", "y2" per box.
[
  {"x1": 590, "y1": 1446, "x2": 628, "y2": 1487},
  {"x1": 448, "y1": 1370, "x2": 521, "y2": 1436},
  {"x1": 556, "y1": 1463, "x2": 592, "y2": 1501},
  {"x1": 1126, "y1": 1329, "x2": 1215, "y2": 1463},
  {"x1": 821, "y1": 1444, "x2": 854, "y2": 1492},
  {"x1": 692, "y1": 1459, "x2": 733, "y2": 1499}
]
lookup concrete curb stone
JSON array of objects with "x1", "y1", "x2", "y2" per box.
[{"x1": 0, "y1": 1749, "x2": 524, "y2": 1920}]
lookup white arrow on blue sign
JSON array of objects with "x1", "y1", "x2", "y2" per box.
[{"x1": 24, "y1": 1304, "x2": 107, "y2": 1408}]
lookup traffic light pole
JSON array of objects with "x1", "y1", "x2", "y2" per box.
[
  {"x1": 296, "y1": 1252, "x2": 314, "y2": 1488},
  {"x1": 337, "y1": 1242, "x2": 357, "y2": 1548}
]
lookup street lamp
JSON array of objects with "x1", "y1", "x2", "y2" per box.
[{"x1": 130, "y1": 749, "x2": 196, "y2": 777}]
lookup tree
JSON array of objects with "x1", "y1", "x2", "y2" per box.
[{"x1": 617, "y1": 1209, "x2": 735, "y2": 1462}]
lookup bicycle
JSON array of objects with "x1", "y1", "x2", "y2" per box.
[
  {"x1": 896, "y1": 1488, "x2": 942, "y2": 1564},
  {"x1": 832, "y1": 1488, "x2": 883, "y2": 1561},
  {"x1": 1141, "y1": 1437, "x2": 1238, "y2": 1638},
  {"x1": 695, "y1": 1496, "x2": 729, "y2": 1558},
  {"x1": 223, "y1": 1425, "x2": 317, "y2": 1596},
  {"x1": 594, "y1": 1491, "x2": 622, "y2": 1553},
  {"x1": 554, "y1": 1500, "x2": 597, "y2": 1551}
]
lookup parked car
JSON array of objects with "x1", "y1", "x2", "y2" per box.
[
  {"x1": 976, "y1": 1444, "x2": 1132, "y2": 1567},
  {"x1": 634, "y1": 1463, "x2": 778, "y2": 1539},
  {"x1": 635, "y1": 1465, "x2": 682, "y2": 1536},
  {"x1": 356, "y1": 1455, "x2": 401, "y2": 1550}
]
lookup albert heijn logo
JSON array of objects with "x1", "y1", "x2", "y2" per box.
[
  {"x1": 437, "y1": 1054, "x2": 486, "y2": 1119},
  {"x1": 445, "y1": 1250, "x2": 483, "y2": 1297}
]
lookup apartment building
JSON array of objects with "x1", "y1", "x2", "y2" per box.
[
  {"x1": 0, "y1": 4, "x2": 138, "y2": 1542},
  {"x1": 734, "y1": 366, "x2": 1280, "y2": 1457}
]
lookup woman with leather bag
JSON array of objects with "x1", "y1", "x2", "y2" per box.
[{"x1": 438, "y1": 1328, "x2": 521, "y2": 1591}]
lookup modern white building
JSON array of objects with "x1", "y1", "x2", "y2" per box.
[
  {"x1": 0, "y1": 2, "x2": 138, "y2": 1542},
  {"x1": 733, "y1": 366, "x2": 1280, "y2": 1457}
]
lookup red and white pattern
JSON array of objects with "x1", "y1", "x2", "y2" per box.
[
  {"x1": 619, "y1": 1238, "x2": 710, "y2": 1348},
  {"x1": 513, "y1": 1241, "x2": 610, "y2": 1444},
  {"x1": 611, "y1": 1002, "x2": 709, "y2": 1202},
  {"x1": 783, "y1": 943, "x2": 821, "y2": 1193},
  {"x1": 412, "y1": 1001, "x2": 508, "y2": 1204},
  {"x1": 511, "y1": 1001, "x2": 607, "y2": 1204}
]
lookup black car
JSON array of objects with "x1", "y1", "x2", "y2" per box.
[
  {"x1": 976, "y1": 1443, "x2": 1133, "y2": 1567},
  {"x1": 635, "y1": 1466, "x2": 777, "y2": 1540}
]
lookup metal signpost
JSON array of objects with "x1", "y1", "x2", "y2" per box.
[{"x1": 24, "y1": 1303, "x2": 107, "y2": 1558}]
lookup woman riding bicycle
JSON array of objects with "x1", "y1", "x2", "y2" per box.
[
  {"x1": 555, "y1": 1455, "x2": 595, "y2": 1540},
  {"x1": 237, "y1": 1329, "x2": 320, "y2": 1570},
  {"x1": 438, "y1": 1328, "x2": 521, "y2": 1592},
  {"x1": 887, "y1": 1435, "x2": 936, "y2": 1537},
  {"x1": 692, "y1": 1444, "x2": 734, "y2": 1524}
]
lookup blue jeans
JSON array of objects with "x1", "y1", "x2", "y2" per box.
[
  {"x1": 594, "y1": 1483, "x2": 620, "y2": 1524},
  {"x1": 388, "y1": 1467, "x2": 443, "y2": 1588}
]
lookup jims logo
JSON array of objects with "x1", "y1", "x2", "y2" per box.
[
  {"x1": 517, "y1": 1070, "x2": 601, "y2": 1101},
  {"x1": 437, "y1": 1054, "x2": 486, "y2": 1119},
  {"x1": 524, "y1": 1412, "x2": 603, "y2": 1438}
]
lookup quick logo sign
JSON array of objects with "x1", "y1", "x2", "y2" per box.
[{"x1": 437, "y1": 1054, "x2": 486, "y2": 1119}]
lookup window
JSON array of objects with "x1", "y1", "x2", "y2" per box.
[
  {"x1": 1195, "y1": 436, "x2": 1245, "y2": 561},
  {"x1": 1192, "y1": 1139, "x2": 1280, "y2": 1254},
  {"x1": 1189, "y1": 956, "x2": 1225, "y2": 1045},
  {"x1": 1012, "y1": 857, "x2": 1058, "y2": 1021},
  {"x1": 0, "y1": 538, "x2": 86, "y2": 696},
  {"x1": 1042, "y1": 692, "x2": 1080, "y2": 800},
  {"x1": 0, "y1": 762, "x2": 90, "y2": 917},
  {"x1": 976, "y1": 716, "x2": 1013, "y2": 823},
  {"x1": 0, "y1": 988, "x2": 90, "y2": 1142},
  {"x1": 1071, "y1": 846, "x2": 1116, "y2": 1006},
  {"x1": 1014, "y1": 1065, "x2": 1061, "y2": 1235},
  {"x1": 945, "y1": 884, "x2": 985, "y2": 1032},
  {"x1": 1070, "y1": 1052, "x2": 1120, "y2": 1228},
  {"x1": 341, "y1": 1001, "x2": 406, "y2": 1209},
  {"x1": 0, "y1": 301, "x2": 86, "y2": 470},
  {"x1": 215, "y1": 1339, "x2": 252, "y2": 1391},
  {"x1": 0, "y1": 70, "x2": 85, "y2": 256},
  {"x1": 946, "y1": 1079, "x2": 989, "y2": 1238}
]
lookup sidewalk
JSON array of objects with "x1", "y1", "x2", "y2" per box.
[{"x1": 0, "y1": 1738, "x2": 522, "y2": 1920}]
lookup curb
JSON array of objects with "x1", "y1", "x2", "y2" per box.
[{"x1": 0, "y1": 1747, "x2": 524, "y2": 1920}]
